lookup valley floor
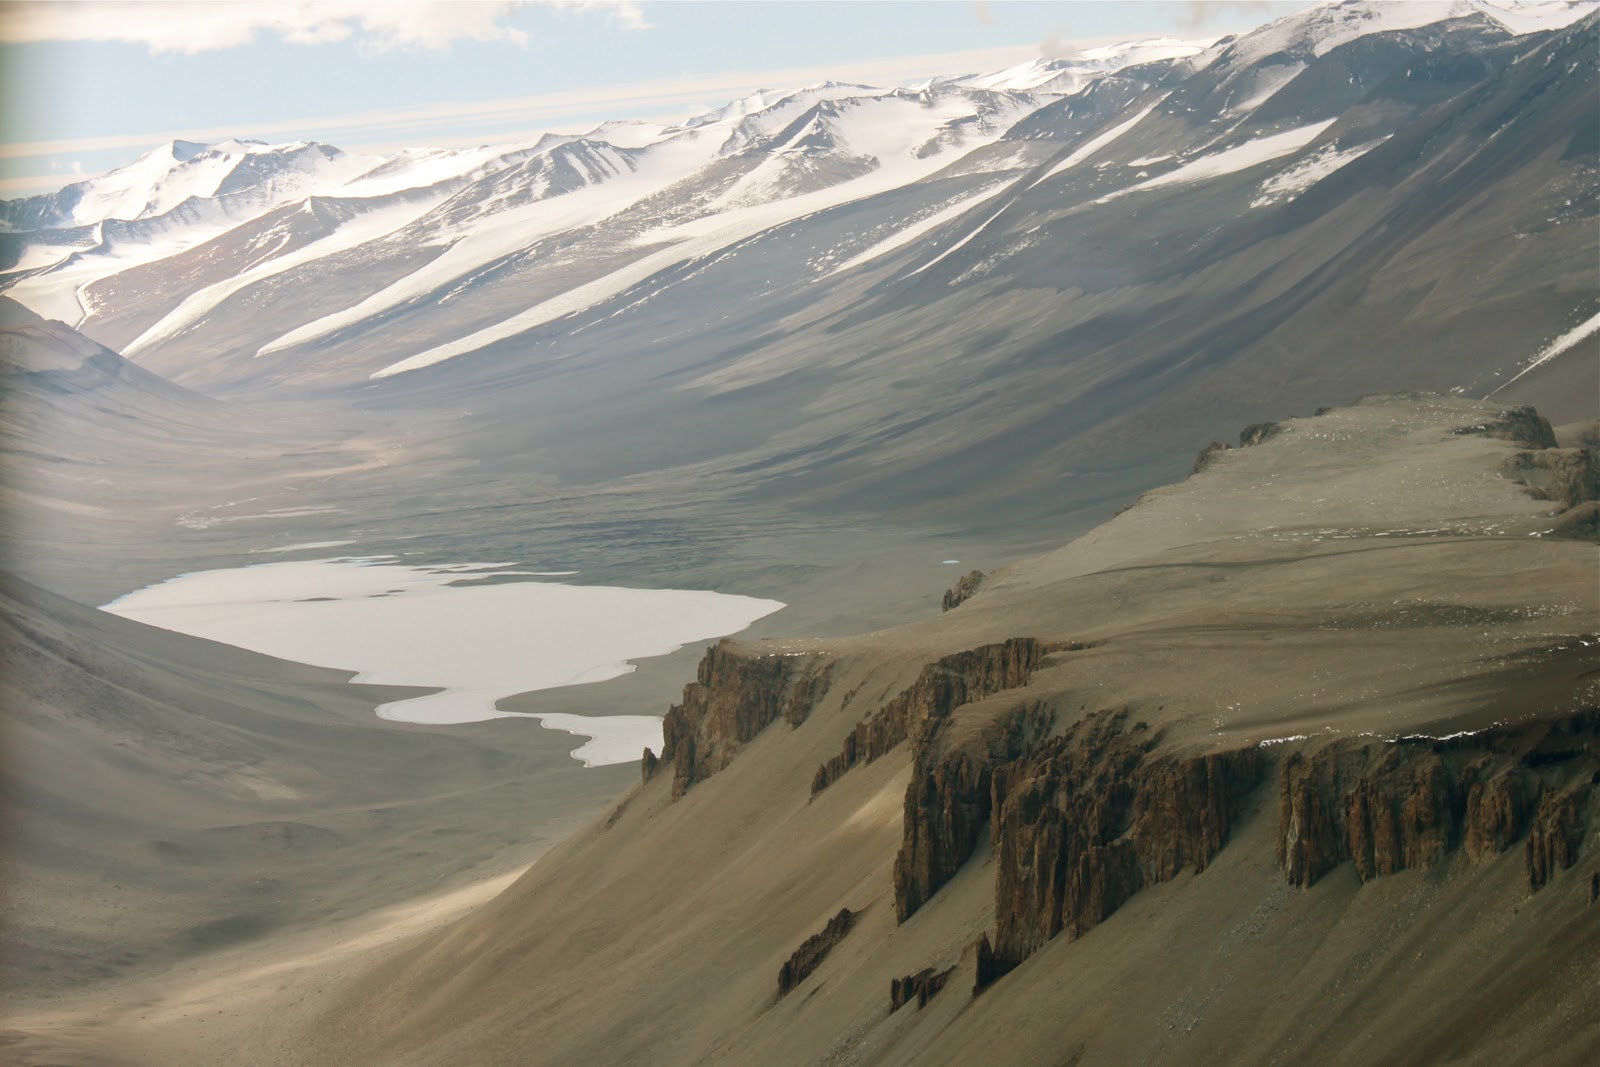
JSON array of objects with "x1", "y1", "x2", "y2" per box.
[{"x1": 7, "y1": 394, "x2": 1594, "y2": 1066}]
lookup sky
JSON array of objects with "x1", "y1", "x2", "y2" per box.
[{"x1": 0, "y1": 1, "x2": 1313, "y2": 198}]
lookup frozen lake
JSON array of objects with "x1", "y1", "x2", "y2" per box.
[{"x1": 101, "y1": 557, "x2": 785, "y2": 767}]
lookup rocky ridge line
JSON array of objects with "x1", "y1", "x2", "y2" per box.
[
  {"x1": 941, "y1": 570, "x2": 985, "y2": 612},
  {"x1": 776, "y1": 907, "x2": 857, "y2": 998},
  {"x1": 1278, "y1": 710, "x2": 1598, "y2": 891},
  {"x1": 811, "y1": 638, "x2": 1052, "y2": 797},
  {"x1": 651, "y1": 641, "x2": 833, "y2": 799},
  {"x1": 983, "y1": 710, "x2": 1265, "y2": 983}
]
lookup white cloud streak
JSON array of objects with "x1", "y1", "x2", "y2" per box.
[
  {"x1": 0, "y1": 0, "x2": 650, "y2": 54},
  {"x1": 0, "y1": 42, "x2": 1041, "y2": 167}
]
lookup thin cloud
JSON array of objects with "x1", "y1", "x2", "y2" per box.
[
  {"x1": 1173, "y1": 1, "x2": 1285, "y2": 32},
  {"x1": 0, "y1": 1, "x2": 650, "y2": 55},
  {"x1": 1040, "y1": 28, "x2": 1078, "y2": 61},
  {"x1": 0, "y1": 43, "x2": 1043, "y2": 167}
]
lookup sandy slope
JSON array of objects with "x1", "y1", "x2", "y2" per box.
[
  {"x1": 40, "y1": 394, "x2": 1587, "y2": 1066},
  {"x1": 0, "y1": 573, "x2": 632, "y2": 1062}
]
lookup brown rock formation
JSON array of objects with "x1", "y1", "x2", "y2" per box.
[
  {"x1": 1526, "y1": 786, "x2": 1587, "y2": 891},
  {"x1": 1505, "y1": 445, "x2": 1600, "y2": 508},
  {"x1": 640, "y1": 747, "x2": 659, "y2": 782},
  {"x1": 660, "y1": 642, "x2": 833, "y2": 799},
  {"x1": 811, "y1": 638, "x2": 1047, "y2": 797},
  {"x1": 1461, "y1": 769, "x2": 1530, "y2": 860},
  {"x1": 1278, "y1": 711, "x2": 1596, "y2": 891},
  {"x1": 1192, "y1": 441, "x2": 1230, "y2": 474},
  {"x1": 776, "y1": 908, "x2": 856, "y2": 998},
  {"x1": 941, "y1": 570, "x2": 985, "y2": 612},
  {"x1": 889, "y1": 965, "x2": 954, "y2": 1011},
  {"x1": 986, "y1": 710, "x2": 1264, "y2": 976},
  {"x1": 1545, "y1": 499, "x2": 1600, "y2": 541},
  {"x1": 1453, "y1": 405, "x2": 1559, "y2": 449},
  {"x1": 1239, "y1": 421, "x2": 1282, "y2": 448},
  {"x1": 973, "y1": 932, "x2": 1002, "y2": 993},
  {"x1": 1193, "y1": 419, "x2": 1282, "y2": 475},
  {"x1": 894, "y1": 701, "x2": 1054, "y2": 922}
]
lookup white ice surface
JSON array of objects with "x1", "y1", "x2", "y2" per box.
[
  {"x1": 259, "y1": 131, "x2": 724, "y2": 357},
  {"x1": 1469, "y1": 0, "x2": 1597, "y2": 34},
  {"x1": 250, "y1": 540, "x2": 358, "y2": 554},
  {"x1": 5, "y1": 219, "x2": 251, "y2": 325},
  {"x1": 1105, "y1": 119, "x2": 1337, "y2": 200},
  {"x1": 906, "y1": 98, "x2": 1163, "y2": 281},
  {"x1": 823, "y1": 184, "x2": 1010, "y2": 277},
  {"x1": 1249, "y1": 135, "x2": 1390, "y2": 206},
  {"x1": 1492, "y1": 309, "x2": 1600, "y2": 392},
  {"x1": 123, "y1": 193, "x2": 450, "y2": 356},
  {"x1": 1041, "y1": 99, "x2": 1167, "y2": 182},
  {"x1": 101, "y1": 557, "x2": 784, "y2": 767},
  {"x1": 1229, "y1": 63, "x2": 1307, "y2": 115},
  {"x1": 369, "y1": 95, "x2": 1037, "y2": 378}
]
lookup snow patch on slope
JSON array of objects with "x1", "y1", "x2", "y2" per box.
[
  {"x1": 370, "y1": 141, "x2": 1021, "y2": 378},
  {"x1": 1492, "y1": 310, "x2": 1600, "y2": 392},
  {"x1": 1104, "y1": 119, "x2": 1337, "y2": 201},
  {"x1": 124, "y1": 195, "x2": 449, "y2": 356},
  {"x1": 823, "y1": 183, "x2": 1011, "y2": 277},
  {"x1": 1250, "y1": 134, "x2": 1390, "y2": 206},
  {"x1": 1041, "y1": 99, "x2": 1167, "y2": 182}
]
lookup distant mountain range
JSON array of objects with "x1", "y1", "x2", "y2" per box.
[{"x1": 2, "y1": 0, "x2": 1595, "y2": 566}]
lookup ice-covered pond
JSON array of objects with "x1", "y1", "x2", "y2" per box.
[{"x1": 101, "y1": 557, "x2": 785, "y2": 767}]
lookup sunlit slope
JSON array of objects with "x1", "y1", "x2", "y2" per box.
[
  {"x1": 278, "y1": 395, "x2": 1598, "y2": 1067},
  {"x1": 0, "y1": 572, "x2": 632, "y2": 999}
]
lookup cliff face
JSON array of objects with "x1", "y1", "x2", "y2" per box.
[
  {"x1": 941, "y1": 570, "x2": 985, "y2": 612},
  {"x1": 777, "y1": 908, "x2": 857, "y2": 998},
  {"x1": 811, "y1": 638, "x2": 1050, "y2": 796},
  {"x1": 893, "y1": 700, "x2": 1055, "y2": 922},
  {"x1": 985, "y1": 712, "x2": 1265, "y2": 980},
  {"x1": 890, "y1": 965, "x2": 954, "y2": 1011},
  {"x1": 1505, "y1": 447, "x2": 1600, "y2": 511},
  {"x1": 1453, "y1": 405, "x2": 1559, "y2": 449},
  {"x1": 1277, "y1": 710, "x2": 1598, "y2": 891},
  {"x1": 655, "y1": 641, "x2": 833, "y2": 798}
]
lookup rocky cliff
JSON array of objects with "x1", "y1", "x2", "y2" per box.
[
  {"x1": 811, "y1": 638, "x2": 1050, "y2": 796},
  {"x1": 1453, "y1": 405, "x2": 1560, "y2": 449},
  {"x1": 1277, "y1": 710, "x2": 1598, "y2": 891},
  {"x1": 777, "y1": 907, "x2": 857, "y2": 999},
  {"x1": 941, "y1": 570, "x2": 985, "y2": 612},
  {"x1": 654, "y1": 641, "x2": 833, "y2": 798},
  {"x1": 983, "y1": 711, "x2": 1265, "y2": 982},
  {"x1": 893, "y1": 700, "x2": 1055, "y2": 923},
  {"x1": 889, "y1": 965, "x2": 954, "y2": 1012}
]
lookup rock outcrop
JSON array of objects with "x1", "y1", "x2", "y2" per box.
[
  {"x1": 1192, "y1": 441, "x2": 1229, "y2": 474},
  {"x1": 941, "y1": 570, "x2": 985, "y2": 612},
  {"x1": 1527, "y1": 786, "x2": 1587, "y2": 891},
  {"x1": 1277, "y1": 711, "x2": 1597, "y2": 891},
  {"x1": 1546, "y1": 500, "x2": 1600, "y2": 541},
  {"x1": 1238, "y1": 421, "x2": 1282, "y2": 448},
  {"x1": 889, "y1": 965, "x2": 954, "y2": 1011},
  {"x1": 1452, "y1": 405, "x2": 1559, "y2": 449},
  {"x1": 776, "y1": 907, "x2": 856, "y2": 998},
  {"x1": 894, "y1": 700, "x2": 1055, "y2": 922},
  {"x1": 1505, "y1": 447, "x2": 1600, "y2": 510},
  {"x1": 811, "y1": 639, "x2": 1048, "y2": 797},
  {"x1": 660, "y1": 642, "x2": 833, "y2": 799},
  {"x1": 983, "y1": 710, "x2": 1264, "y2": 984},
  {"x1": 640, "y1": 747, "x2": 659, "y2": 782},
  {"x1": 1194, "y1": 419, "x2": 1283, "y2": 474}
]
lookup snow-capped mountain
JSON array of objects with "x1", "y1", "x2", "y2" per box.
[
  {"x1": 1, "y1": 0, "x2": 1593, "y2": 426},
  {"x1": 0, "y1": 138, "x2": 377, "y2": 233}
]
